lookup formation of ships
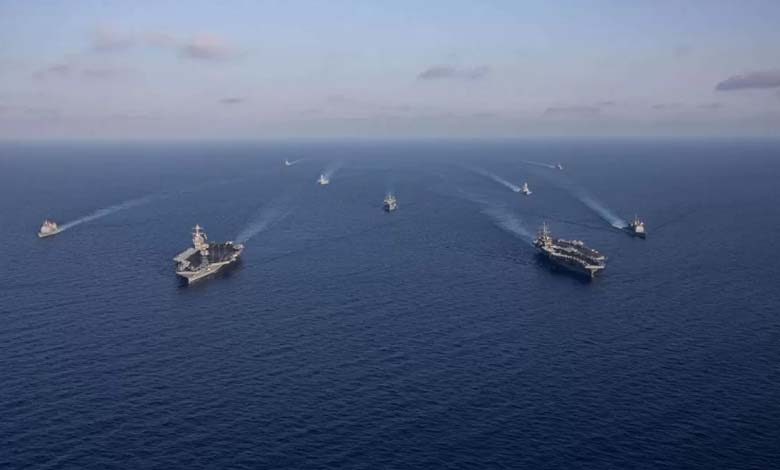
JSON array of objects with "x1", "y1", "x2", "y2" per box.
[{"x1": 37, "y1": 159, "x2": 647, "y2": 284}]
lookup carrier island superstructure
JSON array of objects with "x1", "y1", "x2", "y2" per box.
[
  {"x1": 174, "y1": 225, "x2": 244, "y2": 284},
  {"x1": 534, "y1": 223, "x2": 605, "y2": 278}
]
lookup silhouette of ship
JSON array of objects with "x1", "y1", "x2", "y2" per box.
[
  {"x1": 534, "y1": 223, "x2": 605, "y2": 278},
  {"x1": 174, "y1": 225, "x2": 244, "y2": 284}
]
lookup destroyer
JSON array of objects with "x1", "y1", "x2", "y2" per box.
[
  {"x1": 38, "y1": 219, "x2": 61, "y2": 238},
  {"x1": 624, "y1": 216, "x2": 646, "y2": 238},
  {"x1": 317, "y1": 174, "x2": 330, "y2": 185},
  {"x1": 173, "y1": 225, "x2": 244, "y2": 284},
  {"x1": 383, "y1": 194, "x2": 397, "y2": 212},
  {"x1": 520, "y1": 182, "x2": 532, "y2": 196},
  {"x1": 534, "y1": 223, "x2": 605, "y2": 278}
]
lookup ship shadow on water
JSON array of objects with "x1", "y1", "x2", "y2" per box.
[
  {"x1": 533, "y1": 253, "x2": 599, "y2": 284},
  {"x1": 175, "y1": 258, "x2": 244, "y2": 290}
]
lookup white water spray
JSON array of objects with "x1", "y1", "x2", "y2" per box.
[
  {"x1": 285, "y1": 158, "x2": 303, "y2": 167},
  {"x1": 58, "y1": 196, "x2": 154, "y2": 232}
]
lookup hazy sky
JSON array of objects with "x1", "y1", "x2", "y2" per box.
[{"x1": 1, "y1": 0, "x2": 779, "y2": 139}]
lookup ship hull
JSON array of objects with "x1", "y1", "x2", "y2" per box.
[
  {"x1": 623, "y1": 228, "x2": 646, "y2": 239},
  {"x1": 38, "y1": 230, "x2": 61, "y2": 238},
  {"x1": 175, "y1": 242, "x2": 244, "y2": 284},
  {"x1": 536, "y1": 251, "x2": 603, "y2": 279}
]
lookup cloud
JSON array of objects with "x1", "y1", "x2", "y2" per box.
[
  {"x1": 698, "y1": 102, "x2": 724, "y2": 110},
  {"x1": 417, "y1": 65, "x2": 489, "y2": 81},
  {"x1": 543, "y1": 106, "x2": 600, "y2": 117},
  {"x1": 88, "y1": 27, "x2": 236, "y2": 61},
  {"x1": 220, "y1": 97, "x2": 245, "y2": 105},
  {"x1": 34, "y1": 63, "x2": 72, "y2": 79},
  {"x1": 715, "y1": 70, "x2": 780, "y2": 91},
  {"x1": 92, "y1": 26, "x2": 134, "y2": 52},
  {"x1": 179, "y1": 35, "x2": 233, "y2": 61},
  {"x1": 651, "y1": 103, "x2": 683, "y2": 110},
  {"x1": 34, "y1": 63, "x2": 131, "y2": 80}
]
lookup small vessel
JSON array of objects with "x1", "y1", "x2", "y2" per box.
[
  {"x1": 317, "y1": 174, "x2": 330, "y2": 185},
  {"x1": 520, "y1": 182, "x2": 532, "y2": 195},
  {"x1": 174, "y1": 225, "x2": 244, "y2": 284},
  {"x1": 534, "y1": 223, "x2": 605, "y2": 279},
  {"x1": 624, "y1": 216, "x2": 646, "y2": 238},
  {"x1": 38, "y1": 219, "x2": 61, "y2": 238},
  {"x1": 383, "y1": 194, "x2": 397, "y2": 212},
  {"x1": 555, "y1": 163, "x2": 564, "y2": 170},
  {"x1": 284, "y1": 159, "x2": 292, "y2": 167}
]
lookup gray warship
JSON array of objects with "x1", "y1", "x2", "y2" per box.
[
  {"x1": 384, "y1": 194, "x2": 397, "y2": 212},
  {"x1": 534, "y1": 223, "x2": 605, "y2": 278},
  {"x1": 174, "y1": 225, "x2": 244, "y2": 284},
  {"x1": 38, "y1": 219, "x2": 61, "y2": 238},
  {"x1": 624, "y1": 216, "x2": 646, "y2": 238}
]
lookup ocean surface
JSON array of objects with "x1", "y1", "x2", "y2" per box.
[{"x1": 1, "y1": 139, "x2": 778, "y2": 469}]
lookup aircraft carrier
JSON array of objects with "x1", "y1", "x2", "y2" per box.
[
  {"x1": 534, "y1": 223, "x2": 605, "y2": 278},
  {"x1": 174, "y1": 225, "x2": 244, "y2": 284}
]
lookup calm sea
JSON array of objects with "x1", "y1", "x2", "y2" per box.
[{"x1": 1, "y1": 140, "x2": 778, "y2": 469}]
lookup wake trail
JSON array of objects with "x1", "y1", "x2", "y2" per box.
[
  {"x1": 472, "y1": 167, "x2": 522, "y2": 193},
  {"x1": 538, "y1": 171, "x2": 627, "y2": 229},
  {"x1": 520, "y1": 160, "x2": 556, "y2": 169},
  {"x1": 482, "y1": 206, "x2": 534, "y2": 244},
  {"x1": 322, "y1": 160, "x2": 344, "y2": 180},
  {"x1": 453, "y1": 186, "x2": 534, "y2": 244},
  {"x1": 59, "y1": 195, "x2": 155, "y2": 232},
  {"x1": 236, "y1": 196, "x2": 293, "y2": 243},
  {"x1": 576, "y1": 191, "x2": 628, "y2": 229}
]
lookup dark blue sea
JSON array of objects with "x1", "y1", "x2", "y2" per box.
[{"x1": 1, "y1": 140, "x2": 778, "y2": 469}]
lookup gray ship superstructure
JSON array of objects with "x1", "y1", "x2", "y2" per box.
[
  {"x1": 38, "y1": 219, "x2": 61, "y2": 238},
  {"x1": 174, "y1": 225, "x2": 244, "y2": 284},
  {"x1": 534, "y1": 223, "x2": 605, "y2": 278},
  {"x1": 625, "y1": 216, "x2": 646, "y2": 238},
  {"x1": 383, "y1": 194, "x2": 397, "y2": 212}
]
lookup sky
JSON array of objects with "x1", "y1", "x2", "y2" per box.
[{"x1": 1, "y1": 0, "x2": 779, "y2": 139}]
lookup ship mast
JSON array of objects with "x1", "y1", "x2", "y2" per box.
[{"x1": 192, "y1": 224, "x2": 209, "y2": 259}]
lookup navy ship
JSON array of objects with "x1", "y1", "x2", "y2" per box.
[
  {"x1": 555, "y1": 163, "x2": 564, "y2": 170},
  {"x1": 534, "y1": 223, "x2": 605, "y2": 278},
  {"x1": 520, "y1": 182, "x2": 532, "y2": 195},
  {"x1": 174, "y1": 225, "x2": 244, "y2": 284},
  {"x1": 317, "y1": 174, "x2": 330, "y2": 185},
  {"x1": 624, "y1": 216, "x2": 646, "y2": 238},
  {"x1": 384, "y1": 194, "x2": 397, "y2": 212},
  {"x1": 38, "y1": 219, "x2": 61, "y2": 238}
]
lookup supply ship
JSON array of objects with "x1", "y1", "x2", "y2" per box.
[
  {"x1": 174, "y1": 225, "x2": 244, "y2": 284},
  {"x1": 534, "y1": 223, "x2": 605, "y2": 278},
  {"x1": 383, "y1": 194, "x2": 398, "y2": 212},
  {"x1": 38, "y1": 219, "x2": 61, "y2": 238}
]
